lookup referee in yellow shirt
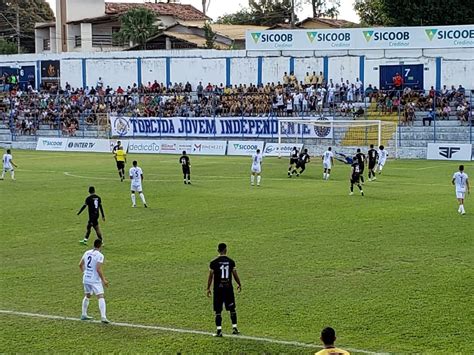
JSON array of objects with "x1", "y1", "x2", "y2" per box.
[
  {"x1": 114, "y1": 143, "x2": 127, "y2": 182},
  {"x1": 315, "y1": 327, "x2": 350, "y2": 355}
]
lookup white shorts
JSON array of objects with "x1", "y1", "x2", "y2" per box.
[
  {"x1": 323, "y1": 162, "x2": 332, "y2": 170},
  {"x1": 131, "y1": 183, "x2": 142, "y2": 192},
  {"x1": 83, "y1": 282, "x2": 104, "y2": 295},
  {"x1": 3, "y1": 166, "x2": 12, "y2": 171},
  {"x1": 378, "y1": 160, "x2": 386, "y2": 167},
  {"x1": 456, "y1": 191, "x2": 465, "y2": 199},
  {"x1": 251, "y1": 165, "x2": 261, "y2": 174}
]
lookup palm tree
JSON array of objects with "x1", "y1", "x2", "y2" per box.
[{"x1": 114, "y1": 8, "x2": 159, "y2": 50}]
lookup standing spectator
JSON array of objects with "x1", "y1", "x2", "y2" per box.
[
  {"x1": 96, "y1": 77, "x2": 104, "y2": 90},
  {"x1": 393, "y1": 72, "x2": 403, "y2": 91},
  {"x1": 355, "y1": 77, "x2": 363, "y2": 101},
  {"x1": 282, "y1": 72, "x2": 290, "y2": 87},
  {"x1": 315, "y1": 327, "x2": 350, "y2": 355},
  {"x1": 197, "y1": 81, "x2": 203, "y2": 99},
  {"x1": 304, "y1": 72, "x2": 312, "y2": 86}
]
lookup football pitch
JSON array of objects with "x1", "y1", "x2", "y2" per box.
[{"x1": 1, "y1": 151, "x2": 473, "y2": 353}]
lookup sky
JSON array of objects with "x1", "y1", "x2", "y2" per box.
[{"x1": 45, "y1": 0, "x2": 360, "y2": 23}]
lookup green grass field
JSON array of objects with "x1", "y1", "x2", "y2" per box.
[{"x1": 1, "y1": 151, "x2": 473, "y2": 354}]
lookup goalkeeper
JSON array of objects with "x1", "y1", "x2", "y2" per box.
[{"x1": 334, "y1": 151, "x2": 353, "y2": 165}]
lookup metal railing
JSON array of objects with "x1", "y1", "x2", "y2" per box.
[{"x1": 1, "y1": 88, "x2": 472, "y2": 145}]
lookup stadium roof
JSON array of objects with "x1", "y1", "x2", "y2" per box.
[{"x1": 104, "y1": 2, "x2": 209, "y2": 21}]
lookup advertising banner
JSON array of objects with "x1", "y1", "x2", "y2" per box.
[
  {"x1": 65, "y1": 138, "x2": 112, "y2": 153},
  {"x1": 246, "y1": 25, "x2": 474, "y2": 51},
  {"x1": 36, "y1": 137, "x2": 68, "y2": 151},
  {"x1": 110, "y1": 116, "x2": 333, "y2": 139},
  {"x1": 227, "y1": 141, "x2": 265, "y2": 156},
  {"x1": 127, "y1": 139, "x2": 226, "y2": 155},
  {"x1": 264, "y1": 143, "x2": 304, "y2": 157},
  {"x1": 427, "y1": 143, "x2": 472, "y2": 161}
]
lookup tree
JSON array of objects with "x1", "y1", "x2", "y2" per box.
[
  {"x1": 304, "y1": 0, "x2": 340, "y2": 19},
  {"x1": 0, "y1": 0, "x2": 54, "y2": 53},
  {"x1": 355, "y1": 0, "x2": 474, "y2": 26},
  {"x1": 203, "y1": 22, "x2": 216, "y2": 49},
  {"x1": 217, "y1": 0, "x2": 296, "y2": 27},
  {"x1": 114, "y1": 8, "x2": 159, "y2": 50},
  {"x1": 0, "y1": 38, "x2": 17, "y2": 54}
]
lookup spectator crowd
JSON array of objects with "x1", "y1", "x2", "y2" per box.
[{"x1": 0, "y1": 70, "x2": 472, "y2": 136}]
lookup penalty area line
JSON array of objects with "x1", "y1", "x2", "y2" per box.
[{"x1": 0, "y1": 309, "x2": 385, "y2": 354}]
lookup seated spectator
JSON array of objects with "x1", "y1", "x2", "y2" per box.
[
  {"x1": 442, "y1": 104, "x2": 451, "y2": 120},
  {"x1": 282, "y1": 72, "x2": 289, "y2": 87},
  {"x1": 423, "y1": 108, "x2": 435, "y2": 126},
  {"x1": 315, "y1": 327, "x2": 349, "y2": 355}
]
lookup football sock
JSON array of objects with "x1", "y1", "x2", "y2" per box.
[
  {"x1": 82, "y1": 297, "x2": 90, "y2": 316},
  {"x1": 215, "y1": 313, "x2": 222, "y2": 327},
  {"x1": 11, "y1": 171, "x2": 14, "y2": 179},
  {"x1": 461, "y1": 204, "x2": 465, "y2": 213},
  {"x1": 187, "y1": 174, "x2": 191, "y2": 183},
  {"x1": 131, "y1": 194, "x2": 136, "y2": 205},
  {"x1": 251, "y1": 175, "x2": 255, "y2": 184},
  {"x1": 360, "y1": 176, "x2": 365, "y2": 183},
  {"x1": 230, "y1": 312, "x2": 237, "y2": 326},
  {"x1": 98, "y1": 298, "x2": 107, "y2": 319},
  {"x1": 139, "y1": 193, "x2": 147, "y2": 205},
  {"x1": 323, "y1": 173, "x2": 326, "y2": 179},
  {"x1": 257, "y1": 176, "x2": 261, "y2": 185},
  {"x1": 358, "y1": 184, "x2": 362, "y2": 191},
  {"x1": 350, "y1": 185, "x2": 354, "y2": 192},
  {"x1": 326, "y1": 174, "x2": 330, "y2": 180}
]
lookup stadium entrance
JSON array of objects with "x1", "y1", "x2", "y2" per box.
[{"x1": 379, "y1": 64, "x2": 424, "y2": 90}]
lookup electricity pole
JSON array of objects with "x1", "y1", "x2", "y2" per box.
[
  {"x1": 290, "y1": 0, "x2": 296, "y2": 28},
  {"x1": 16, "y1": 0, "x2": 20, "y2": 53}
]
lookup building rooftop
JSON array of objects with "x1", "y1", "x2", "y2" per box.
[{"x1": 105, "y1": 2, "x2": 209, "y2": 21}]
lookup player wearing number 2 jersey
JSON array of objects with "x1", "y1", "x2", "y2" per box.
[
  {"x1": 79, "y1": 239, "x2": 110, "y2": 323},
  {"x1": 207, "y1": 243, "x2": 242, "y2": 337},
  {"x1": 78, "y1": 186, "x2": 105, "y2": 245}
]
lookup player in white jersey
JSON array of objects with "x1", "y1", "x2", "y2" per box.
[
  {"x1": 250, "y1": 149, "x2": 263, "y2": 186},
  {"x1": 1, "y1": 149, "x2": 18, "y2": 180},
  {"x1": 322, "y1": 147, "x2": 334, "y2": 180},
  {"x1": 452, "y1": 165, "x2": 470, "y2": 215},
  {"x1": 376, "y1": 145, "x2": 388, "y2": 174},
  {"x1": 79, "y1": 239, "x2": 110, "y2": 323},
  {"x1": 129, "y1": 160, "x2": 148, "y2": 208}
]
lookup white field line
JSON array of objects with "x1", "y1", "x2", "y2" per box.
[{"x1": 0, "y1": 309, "x2": 387, "y2": 355}]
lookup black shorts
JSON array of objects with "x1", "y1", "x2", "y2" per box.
[
  {"x1": 213, "y1": 286, "x2": 236, "y2": 313},
  {"x1": 296, "y1": 161, "x2": 305, "y2": 169},
  {"x1": 116, "y1": 161, "x2": 125, "y2": 170},
  {"x1": 290, "y1": 158, "x2": 298, "y2": 165},
  {"x1": 182, "y1": 166, "x2": 190, "y2": 175},
  {"x1": 368, "y1": 161, "x2": 376, "y2": 170},
  {"x1": 359, "y1": 164, "x2": 365, "y2": 174},
  {"x1": 88, "y1": 218, "x2": 99, "y2": 228},
  {"x1": 351, "y1": 174, "x2": 360, "y2": 184}
]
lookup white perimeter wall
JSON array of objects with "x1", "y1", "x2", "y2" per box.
[{"x1": 0, "y1": 48, "x2": 473, "y2": 90}]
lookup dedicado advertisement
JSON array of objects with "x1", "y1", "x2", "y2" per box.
[
  {"x1": 110, "y1": 116, "x2": 333, "y2": 139},
  {"x1": 128, "y1": 140, "x2": 227, "y2": 156},
  {"x1": 246, "y1": 25, "x2": 474, "y2": 51}
]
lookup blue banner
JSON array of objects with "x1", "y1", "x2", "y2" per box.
[{"x1": 110, "y1": 116, "x2": 333, "y2": 139}]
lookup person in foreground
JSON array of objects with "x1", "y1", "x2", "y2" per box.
[
  {"x1": 452, "y1": 165, "x2": 470, "y2": 215},
  {"x1": 79, "y1": 239, "x2": 110, "y2": 324},
  {"x1": 207, "y1": 243, "x2": 242, "y2": 337},
  {"x1": 1, "y1": 149, "x2": 18, "y2": 180},
  {"x1": 130, "y1": 160, "x2": 148, "y2": 208},
  {"x1": 78, "y1": 186, "x2": 105, "y2": 245},
  {"x1": 315, "y1": 327, "x2": 350, "y2": 355},
  {"x1": 251, "y1": 149, "x2": 263, "y2": 186}
]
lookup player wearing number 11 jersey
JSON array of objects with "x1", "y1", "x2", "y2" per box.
[{"x1": 207, "y1": 243, "x2": 242, "y2": 337}]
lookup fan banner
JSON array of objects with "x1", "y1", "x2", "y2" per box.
[{"x1": 110, "y1": 116, "x2": 333, "y2": 139}]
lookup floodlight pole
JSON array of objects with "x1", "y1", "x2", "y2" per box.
[{"x1": 277, "y1": 118, "x2": 282, "y2": 158}]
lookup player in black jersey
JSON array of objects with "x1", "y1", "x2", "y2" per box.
[
  {"x1": 355, "y1": 148, "x2": 366, "y2": 184},
  {"x1": 179, "y1": 151, "x2": 191, "y2": 185},
  {"x1": 78, "y1": 186, "x2": 105, "y2": 245},
  {"x1": 367, "y1": 144, "x2": 378, "y2": 181},
  {"x1": 294, "y1": 149, "x2": 310, "y2": 176},
  {"x1": 349, "y1": 158, "x2": 364, "y2": 196},
  {"x1": 207, "y1": 243, "x2": 242, "y2": 337},
  {"x1": 288, "y1": 146, "x2": 299, "y2": 177}
]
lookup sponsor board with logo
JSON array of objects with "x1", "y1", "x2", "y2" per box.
[
  {"x1": 427, "y1": 143, "x2": 472, "y2": 161},
  {"x1": 65, "y1": 139, "x2": 112, "y2": 153},
  {"x1": 109, "y1": 116, "x2": 333, "y2": 139},
  {"x1": 227, "y1": 141, "x2": 265, "y2": 156},
  {"x1": 127, "y1": 140, "x2": 226, "y2": 155},
  {"x1": 246, "y1": 25, "x2": 474, "y2": 51},
  {"x1": 36, "y1": 137, "x2": 68, "y2": 151},
  {"x1": 264, "y1": 143, "x2": 304, "y2": 157}
]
